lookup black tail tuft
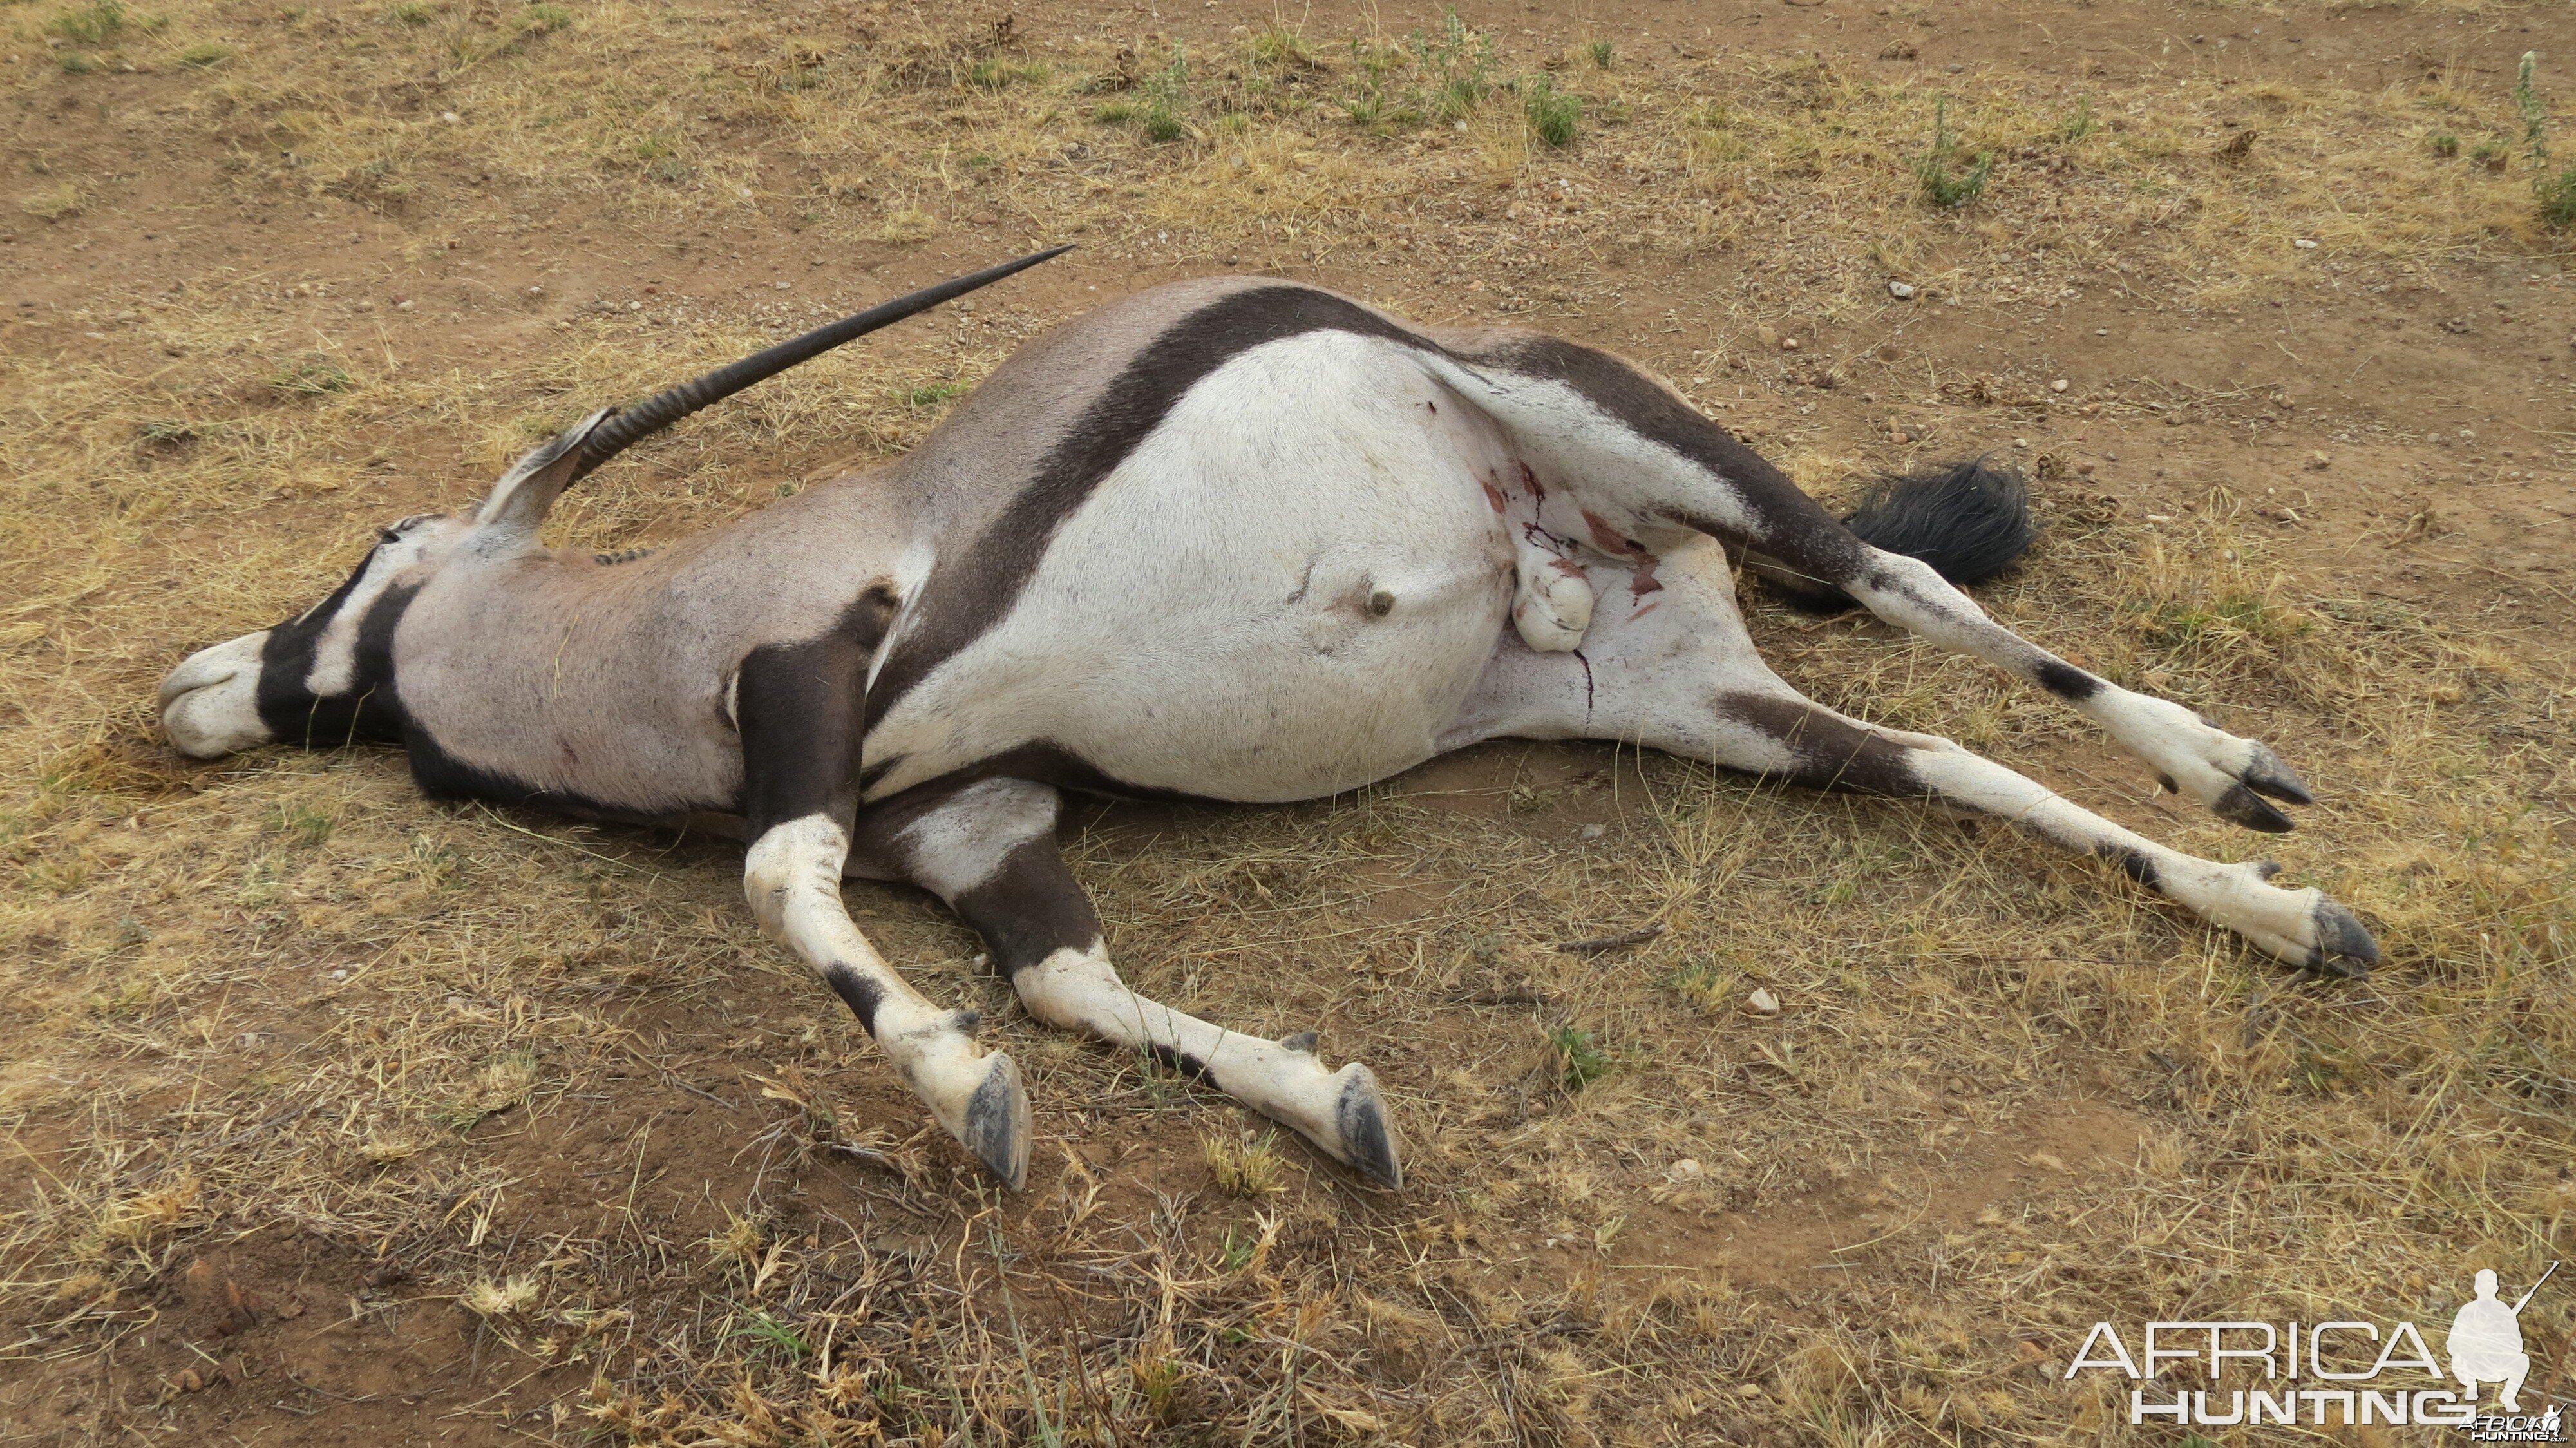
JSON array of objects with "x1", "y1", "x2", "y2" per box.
[{"x1": 1759, "y1": 457, "x2": 2039, "y2": 614}]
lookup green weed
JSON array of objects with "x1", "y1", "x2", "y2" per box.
[
  {"x1": 1586, "y1": 39, "x2": 1613, "y2": 69},
  {"x1": 1548, "y1": 1025, "x2": 1611, "y2": 1092},
  {"x1": 267, "y1": 359, "x2": 354, "y2": 396},
  {"x1": 1408, "y1": 12, "x2": 1495, "y2": 121},
  {"x1": 1524, "y1": 73, "x2": 1580, "y2": 148},
  {"x1": 48, "y1": 1, "x2": 123, "y2": 44},
  {"x1": 1917, "y1": 99, "x2": 1993, "y2": 208}
]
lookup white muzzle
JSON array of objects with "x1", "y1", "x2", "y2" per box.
[{"x1": 158, "y1": 631, "x2": 273, "y2": 758}]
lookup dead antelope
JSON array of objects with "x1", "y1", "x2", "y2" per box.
[{"x1": 160, "y1": 249, "x2": 2378, "y2": 1191}]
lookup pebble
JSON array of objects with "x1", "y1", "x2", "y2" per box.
[
  {"x1": 395, "y1": 299, "x2": 415, "y2": 311},
  {"x1": 1745, "y1": 987, "x2": 1781, "y2": 1016},
  {"x1": 1888, "y1": 280, "x2": 1917, "y2": 300},
  {"x1": 439, "y1": 111, "x2": 460, "y2": 124},
  {"x1": 1579, "y1": 823, "x2": 1606, "y2": 841},
  {"x1": 1668, "y1": 1158, "x2": 1705, "y2": 1180},
  {"x1": 1779, "y1": 336, "x2": 1799, "y2": 352},
  {"x1": 2050, "y1": 377, "x2": 2069, "y2": 392},
  {"x1": 2306, "y1": 450, "x2": 2331, "y2": 470},
  {"x1": 2293, "y1": 238, "x2": 2318, "y2": 249}
]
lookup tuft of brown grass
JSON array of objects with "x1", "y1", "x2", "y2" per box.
[{"x1": 1201, "y1": 1130, "x2": 1287, "y2": 1198}]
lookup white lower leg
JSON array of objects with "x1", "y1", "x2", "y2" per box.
[
  {"x1": 1848, "y1": 552, "x2": 2310, "y2": 829},
  {"x1": 746, "y1": 815, "x2": 1030, "y2": 1188},
  {"x1": 1902, "y1": 745, "x2": 2376, "y2": 972},
  {"x1": 1016, "y1": 944, "x2": 1402, "y2": 1186}
]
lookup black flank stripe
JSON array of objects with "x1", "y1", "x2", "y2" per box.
[{"x1": 864, "y1": 286, "x2": 1434, "y2": 727}]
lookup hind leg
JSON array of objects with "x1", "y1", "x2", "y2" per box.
[
  {"x1": 858, "y1": 777, "x2": 1403, "y2": 1188},
  {"x1": 1445, "y1": 538, "x2": 2378, "y2": 973},
  {"x1": 1421, "y1": 332, "x2": 2318, "y2": 831}
]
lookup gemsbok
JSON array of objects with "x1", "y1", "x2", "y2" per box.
[{"x1": 159, "y1": 248, "x2": 2378, "y2": 1191}]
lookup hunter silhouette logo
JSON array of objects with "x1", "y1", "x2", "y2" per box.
[
  {"x1": 2063, "y1": 1261, "x2": 2564, "y2": 1434},
  {"x1": 2450, "y1": 1263, "x2": 2552, "y2": 1413}
]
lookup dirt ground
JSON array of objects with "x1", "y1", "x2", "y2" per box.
[{"x1": 3, "y1": 0, "x2": 2573, "y2": 1443}]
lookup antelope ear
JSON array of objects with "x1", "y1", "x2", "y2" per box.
[{"x1": 471, "y1": 408, "x2": 616, "y2": 544}]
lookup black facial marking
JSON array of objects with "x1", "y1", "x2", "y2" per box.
[
  {"x1": 821, "y1": 964, "x2": 886, "y2": 1036},
  {"x1": 2034, "y1": 660, "x2": 2103, "y2": 701},
  {"x1": 734, "y1": 588, "x2": 901, "y2": 832},
  {"x1": 253, "y1": 554, "x2": 409, "y2": 748},
  {"x1": 867, "y1": 285, "x2": 1435, "y2": 725},
  {"x1": 2096, "y1": 844, "x2": 2161, "y2": 890},
  {"x1": 1718, "y1": 693, "x2": 1931, "y2": 797}
]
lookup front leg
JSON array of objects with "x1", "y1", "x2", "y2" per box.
[
  {"x1": 734, "y1": 624, "x2": 1028, "y2": 1189},
  {"x1": 879, "y1": 777, "x2": 1403, "y2": 1188}
]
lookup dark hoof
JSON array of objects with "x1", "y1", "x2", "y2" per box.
[
  {"x1": 2306, "y1": 899, "x2": 2380, "y2": 978},
  {"x1": 1334, "y1": 1068, "x2": 1403, "y2": 1190},
  {"x1": 2241, "y1": 745, "x2": 2315, "y2": 806},
  {"x1": 961, "y1": 1054, "x2": 1030, "y2": 1192},
  {"x1": 1278, "y1": 1030, "x2": 1321, "y2": 1054},
  {"x1": 2213, "y1": 782, "x2": 2296, "y2": 833}
]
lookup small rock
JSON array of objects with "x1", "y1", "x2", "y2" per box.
[
  {"x1": 2076, "y1": 462, "x2": 2095, "y2": 476},
  {"x1": 1745, "y1": 987, "x2": 1781, "y2": 1016},
  {"x1": 2293, "y1": 238, "x2": 2318, "y2": 249},
  {"x1": 1779, "y1": 336, "x2": 1799, "y2": 352},
  {"x1": 525, "y1": 285, "x2": 542, "y2": 296},
  {"x1": 2306, "y1": 450, "x2": 2330, "y2": 470},
  {"x1": 2050, "y1": 377, "x2": 2069, "y2": 392},
  {"x1": 395, "y1": 300, "x2": 415, "y2": 312},
  {"x1": 175, "y1": 1368, "x2": 204, "y2": 1393},
  {"x1": 439, "y1": 111, "x2": 460, "y2": 124},
  {"x1": 2094, "y1": 327, "x2": 2108, "y2": 336},
  {"x1": 1668, "y1": 1157, "x2": 1705, "y2": 1180},
  {"x1": 772, "y1": 280, "x2": 791, "y2": 291},
  {"x1": 1579, "y1": 823, "x2": 1606, "y2": 841},
  {"x1": 1737, "y1": 1382, "x2": 1766, "y2": 1399},
  {"x1": 1888, "y1": 280, "x2": 1917, "y2": 300}
]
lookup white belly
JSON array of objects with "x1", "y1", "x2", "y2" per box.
[{"x1": 867, "y1": 330, "x2": 1517, "y2": 802}]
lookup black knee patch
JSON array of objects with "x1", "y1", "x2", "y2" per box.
[
  {"x1": 2034, "y1": 660, "x2": 2102, "y2": 701},
  {"x1": 822, "y1": 964, "x2": 884, "y2": 1036},
  {"x1": 2095, "y1": 844, "x2": 2160, "y2": 890},
  {"x1": 1148, "y1": 1042, "x2": 1213, "y2": 1081}
]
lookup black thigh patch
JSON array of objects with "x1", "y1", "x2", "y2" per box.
[
  {"x1": 943, "y1": 834, "x2": 1106, "y2": 977},
  {"x1": 2034, "y1": 660, "x2": 2104, "y2": 701},
  {"x1": 735, "y1": 587, "x2": 900, "y2": 832},
  {"x1": 866, "y1": 285, "x2": 1436, "y2": 725},
  {"x1": 1719, "y1": 694, "x2": 1933, "y2": 797}
]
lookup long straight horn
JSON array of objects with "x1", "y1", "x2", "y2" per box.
[
  {"x1": 574, "y1": 243, "x2": 1072, "y2": 480},
  {"x1": 472, "y1": 245, "x2": 1071, "y2": 540}
]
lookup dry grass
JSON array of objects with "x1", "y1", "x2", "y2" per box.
[{"x1": 3, "y1": 1, "x2": 2573, "y2": 1443}]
